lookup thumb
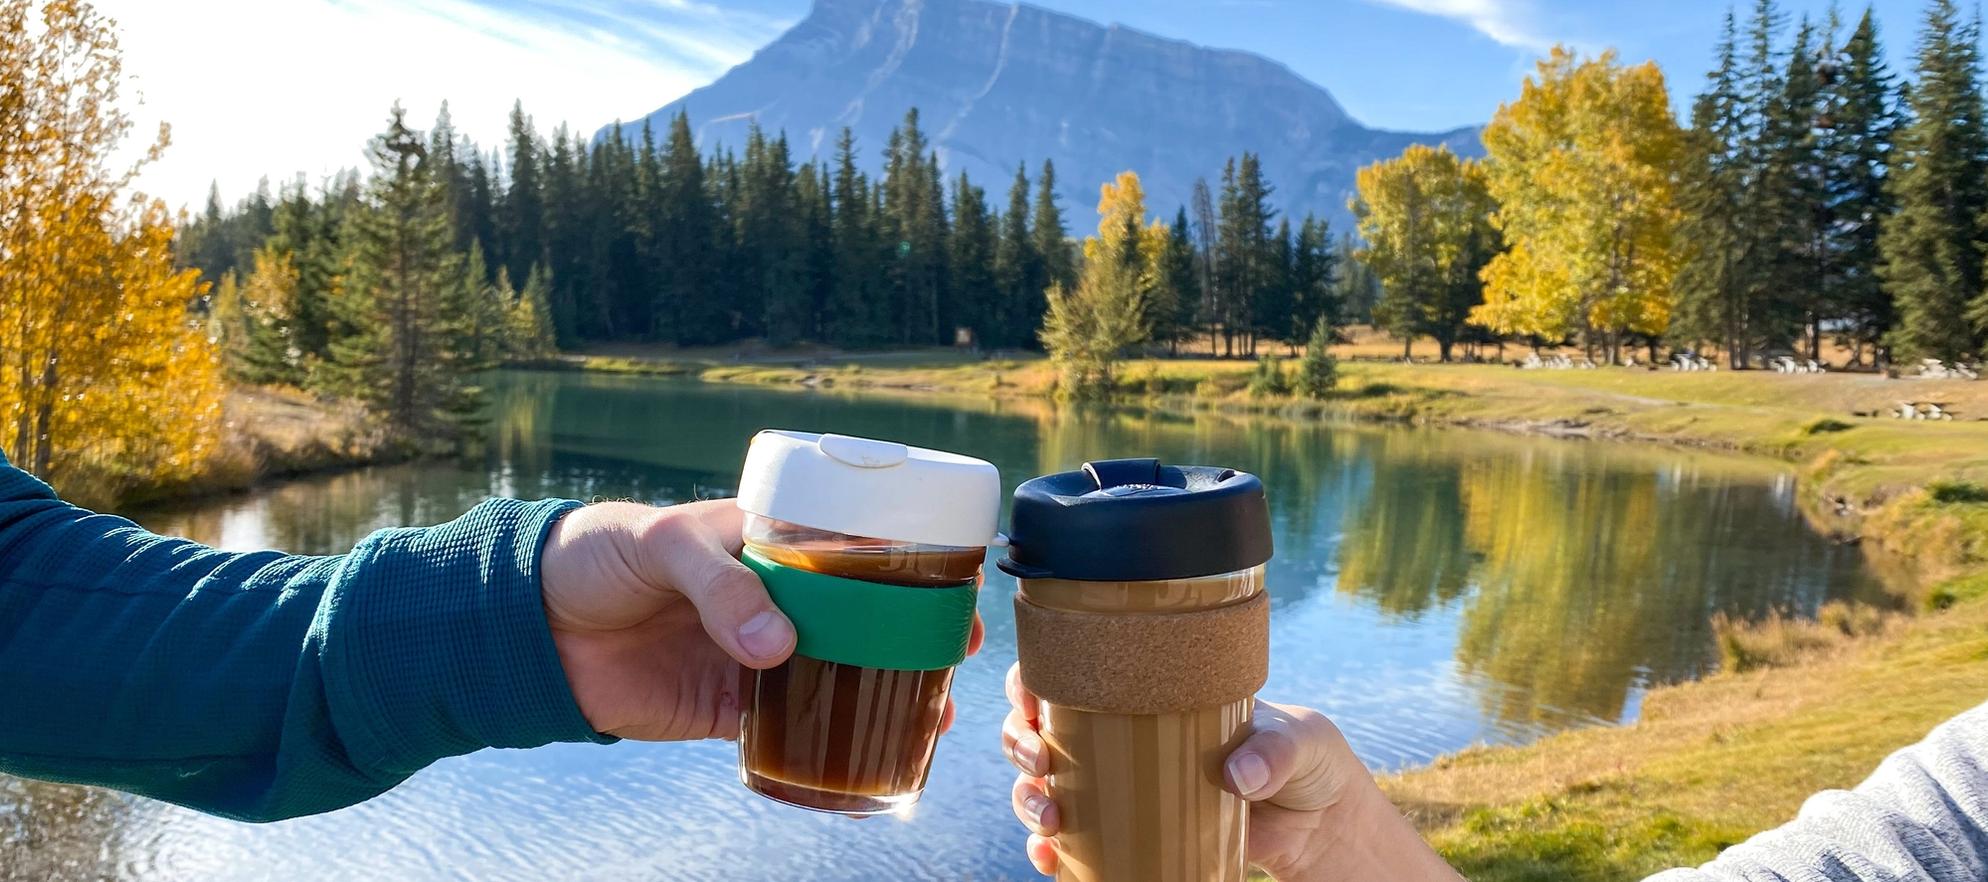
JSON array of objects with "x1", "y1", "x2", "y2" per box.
[
  {"x1": 637, "y1": 509, "x2": 796, "y2": 669},
  {"x1": 1223, "y1": 701, "x2": 1365, "y2": 811}
]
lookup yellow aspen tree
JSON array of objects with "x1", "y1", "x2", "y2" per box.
[
  {"x1": 1474, "y1": 47, "x2": 1686, "y2": 361},
  {"x1": 0, "y1": 0, "x2": 219, "y2": 493},
  {"x1": 1351, "y1": 145, "x2": 1499, "y2": 361},
  {"x1": 1041, "y1": 171, "x2": 1157, "y2": 395}
]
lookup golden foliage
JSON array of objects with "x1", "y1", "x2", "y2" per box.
[
  {"x1": 1474, "y1": 47, "x2": 1686, "y2": 346},
  {"x1": 0, "y1": 0, "x2": 222, "y2": 492},
  {"x1": 1042, "y1": 171, "x2": 1156, "y2": 394},
  {"x1": 1351, "y1": 144, "x2": 1498, "y2": 354}
]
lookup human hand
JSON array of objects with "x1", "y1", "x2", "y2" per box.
[
  {"x1": 541, "y1": 499, "x2": 981, "y2": 743},
  {"x1": 1000, "y1": 663, "x2": 1461, "y2": 881}
]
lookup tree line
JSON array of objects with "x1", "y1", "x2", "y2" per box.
[
  {"x1": 1351, "y1": 0, "x2": 1988, "y2": 371},
  {"x1": 186, "y1": 105, "x2": 1372, "y2": 365}
]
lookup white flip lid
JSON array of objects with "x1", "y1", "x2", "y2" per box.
[{"x1": 736, "y1": 429, "x2": 1003, "y2": 548}]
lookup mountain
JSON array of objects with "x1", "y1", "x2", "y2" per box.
[{"x1": 603, "y1": 0, "x2": 1481, "y2": 232}]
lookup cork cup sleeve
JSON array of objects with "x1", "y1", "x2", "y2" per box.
[{"x1": 1013, "y1": 592, "x2": 1270, "y2": 715}]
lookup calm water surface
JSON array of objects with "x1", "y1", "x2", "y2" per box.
[{"x1": 5, "y1": 371, "x2": 1897, "y2": 881}]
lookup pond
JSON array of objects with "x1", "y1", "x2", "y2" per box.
[{"x1": 4, "y1": 370, "x2": 1898, "y2": 880}]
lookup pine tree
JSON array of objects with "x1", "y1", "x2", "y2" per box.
[
  {"x1": 500, "y1": 101, "x2": 546, "y2": 291},
  {"x1": 1823, "y1": 7, "x2": 1900, "y2": 365},
  {"x1": 1148, "y1": 206, "x2": 1199, "y2": 355},
  {"x1": 658, "y1": 112, "x2": 724, "y2": 344},
  {"x1": 1215, "y1": 154, "x2": 1277, "y2": 356},
  {"x1": 1255, "y1": 218, "x2": 1297, "y2": 351},
  {"x1": 329, "y1": 105, "x2": 481, "y2": 441},
  {"x1": 1674, "y1": 11, "x2": 1754, "y2": 361},
  {"x1": 826, "y1": 128, "x2": 886, "y2": 346},
  {"x1": 1772, "y1": 18, "x2": 1831, "y2": 360},
  {"x1": 1296, "y1": 316, "x2": 1338, "y2": 399},
  {"x1": 507, "y1": 264, "x2": 559, "y2": 359},
  {"x1": 1291, "y1": 216, "x2": 1339, "y2": 345},
  {"x1": 1033, "y1": 159, "x2": 1074, "y2": 293},
  {"x1": 457, "y1": 241, "x2": 510, "y2": 367},
  {"x1": 1879, "y1": 0, "x2": 1988, "y2": 363},
  {"x1": 949, "y1": 172, "x2": 998, "y2": 348},
  {"x1": 230, "y1": 245, "x2": 304, "y2": 386},
  {"x1": 992, "y1": 164, "x2": 1043, "y2": 349}
]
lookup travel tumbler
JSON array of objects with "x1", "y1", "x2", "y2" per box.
[
  {"x1": 734, "y1": 429, "x2": 1002, "y2": 815},
  {"x1": 1001, "y1": 458, "x2": 1274, "y2": 882}
]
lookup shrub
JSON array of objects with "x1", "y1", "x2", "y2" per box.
[
  {"x1": 1802, "y1": 417, "x2": 1855, "y2": 435},
  {"x1": 1928, "y1": 480, "x2": 1988, "y2": 505},
  {"x1": 1248, "y1": 355, "x2": 1290, "y2": 398}
]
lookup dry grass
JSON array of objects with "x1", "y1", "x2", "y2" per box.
[
  {"x1": 1389, "y1": 589, "x2": 1988, "y2": 880},
  {"x1": 1711, "y1": 601, "x2": 1896, "y2": 674},
  {"x1": 98, "y1": 386, "x2": 401, "y2": 510}
]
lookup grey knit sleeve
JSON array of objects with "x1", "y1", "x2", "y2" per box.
[{"x1": 1645, "y1": 701, "x2": 1988, "y2": 882}]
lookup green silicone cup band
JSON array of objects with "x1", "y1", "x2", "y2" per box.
[{"x1": 740, "y1": 547, "x2": 979, "y2": 671}]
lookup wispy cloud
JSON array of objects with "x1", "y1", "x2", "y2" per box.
[
  {"x1": 1362, "y1": 0, "x2": 1555, "y2": 51},
  {"x1": 101, "y1": 0, "x2": 794, "y2": 209}
]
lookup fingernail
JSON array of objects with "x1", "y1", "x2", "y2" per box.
[
  {"x1": 1023, "y1": 794, "x2": 1053, "y2": 827},
  {"x1": 1014, "y1": 732, "x2": 1043, "y2": 772},
  {"x1": 1228, "y1": 751, "x2": 1270, "y2": 797},
  {"x1": 738, "y1": 611, "x2": 793, "y2": 659}
]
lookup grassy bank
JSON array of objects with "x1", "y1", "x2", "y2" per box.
[
  {"x1": 565, "y1": 342, "x2": 1988, "y2": 879},
  {"x1": 76, "y1": 385, "x2": 403, "y2": 511}
]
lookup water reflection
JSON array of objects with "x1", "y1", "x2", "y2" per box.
[{"x1": 1, "y1": 371, "x2": 1897, "y2": 881}]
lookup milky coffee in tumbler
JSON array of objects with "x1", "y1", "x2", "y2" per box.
[
  {"x1": 734, "y1": 430, "x2": 1001, "y2": 815},
  {"x1": 1001, "y1": 459, "x2": 1273, "y2": 882}
]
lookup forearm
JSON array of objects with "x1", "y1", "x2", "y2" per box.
[
  {"x1": 1645, "y1": 702, "x2": 1988, "y2": 882},
  {"x1": 0, "y1": 460, "x2": 606, "y2": 821}
]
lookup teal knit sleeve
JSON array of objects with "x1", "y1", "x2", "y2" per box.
[{"x1": 0, "y1": 455, "x2": 610, "y2": 822}]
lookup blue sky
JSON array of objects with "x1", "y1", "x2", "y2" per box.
[{"x1": 109, "y1": 0, "x2": 1934, "y2": 209}]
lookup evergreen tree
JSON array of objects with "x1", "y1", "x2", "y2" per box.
[
  {"x1": 1255, "y1": 218, "x2": 1297, "y2": 351},
  {"x1": 329, "y1": 105, "x2": 482, "y2": 440},
  {"x1": 457, "y1": 241, "x2": 510, "y2": 367},
  {"x1": 992, "y1": 164, "x2": 1043, "y2": 349},
  {"x1": 1291, "y1": 216, "x2": 1339, "y2": 344},
  {"x1": 1675, "y1": 11, "x2": 1754, "y2": 360},
  {"x1": 1823, "y1": 7, "x2": 1900, "y2": 364},
  {"x1": 507, "y1": 264, "x2": 559, "y2": 359},
  {"x1": 1296, "y1": 316, "x2": 1338, "y2": 399},
  {"x1": 1032, "y1": 159, "x2": 1074, "y2": 293},
  {"x1": 949, "y1": 172, "x2": 998, "y2": 347},
  {"x1": 827, "y1": 128, "x2": 886, "y2": 346},
  {"x1": 1215, "y1": 154, "x2": 1277, "y2": 356},
  {"x1": 500, "y1": 101, "x2": 546, "y2": 291},
  {"x1": 1148, "y1": 206, "x2": 1199, "y2": 355},
  {"x1": 658, "y1": 112, "x2": 724, "y2": 344},
  {"x1": 1879, "y1": 0, "x2": 1988, "y2": 363}
]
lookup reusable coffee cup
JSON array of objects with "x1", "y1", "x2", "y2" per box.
[
  {"x1": 1000, "y1": 458, "x2": 1274, "y2": 882},
  {"x1": 733, "y1": 429, "x2": 1002, "y2": 815}
]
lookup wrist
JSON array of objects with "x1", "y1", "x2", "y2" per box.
[{"x1": 1283, "y1": 780, "x2": 1454, "y2": 882}]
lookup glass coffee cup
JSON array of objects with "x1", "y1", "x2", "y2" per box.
[{"x1": 734, "y1": 430, "x2": 1001, "y2": 815}]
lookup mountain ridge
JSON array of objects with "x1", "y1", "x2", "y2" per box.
[{"x1": 604, "y1": 0, "x2": 1481, "y2": 230}]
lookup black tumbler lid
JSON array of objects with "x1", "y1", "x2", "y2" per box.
[{"x1": 998, "y1": 458, "x2": 1273, "y2": 582}]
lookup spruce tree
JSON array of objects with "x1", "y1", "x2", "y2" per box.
[
  {"x1": 1879, "y1": 0, "x2": 1988, "y2": 363},
  {"x1": 658, "y1": 112, "x2": 724, "y2": 344},
  {"x1": 500, "y1": 101, "x2": 546, "y2": 291},
  {"x1": 1148, "y1": 206, "x2": 1199, "y2": 355},
  {"x1": 1674, "y1": 10, "x2": 1756, "y2": 363},
  {"x1": 993, "y1": 164, "x2": 1043, "y2": 349},
  {"x1": 949, "y1": 172, "x2": 998, "y2": 348},
  {"x1": 1824, "y1": 7, "x2": 1900, "y2": 364},
  {"x1": 1032, "y1": 159, "x2": 1074, "y2": 293},
  {"x1": 827, "y1": 128, "x2": 886, "y2": 346},
  {"x1": 329, "y1": 105, "x2": 481, "y2": 440}
]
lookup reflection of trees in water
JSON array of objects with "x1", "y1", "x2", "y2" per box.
[
  {"x1": 1452, "y1": 451, "x2": 1883, "y2": 727},
  {"x1": 1333, "y1": 432, "x2": 1478, "y2": 617},
  {"x1": 1, "y1": 774, "x2": 129, "y2": 879}
]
